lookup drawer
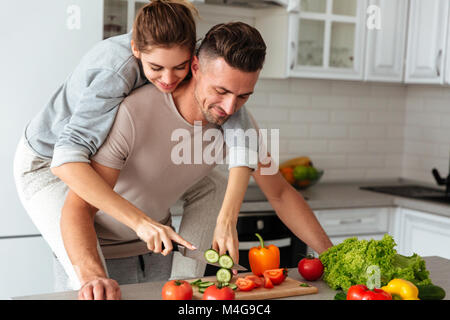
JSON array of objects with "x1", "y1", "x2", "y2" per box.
[{"x1": 314, "y1": 207, "x2": 391, "y2": 237}]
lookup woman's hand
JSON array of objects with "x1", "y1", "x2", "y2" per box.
[
  {"x1": 78, "y1": 277, "x2": 121, "y2": 300},
  {"x1": 135, "y1": 217, "x2": 196, "y2": 256},
  {"x1": 212, "y1": 216, "x2": 239, "y2": 274}
]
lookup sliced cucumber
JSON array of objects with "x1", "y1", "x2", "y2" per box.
[
  {"x1": 216, "y1": 268, "x2": 232, "y2": 283},
  {"x1": 190, "y1": 279, "x2": 202, "y2": 286},
  {"x1": 198, "y1": 281, "x2": 215, "y2": 288},
  {"x1": 227, "y1": 283, "x2": 238, "y2": 291},
  {"x1": 218, "y1": 254, "x2": 234, "y2": 269},
  {"x1": 204, "y1": 249, "x2": 220, "y2": 263},
  {"x1": 198, "y1": 287, "x2": 207, "y2": 294}
]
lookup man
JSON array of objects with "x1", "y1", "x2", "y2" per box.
[{"x1": 61, "y1": 22, "x2": 332, "y2": 300}]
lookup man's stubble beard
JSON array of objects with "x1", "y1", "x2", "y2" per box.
[{"x1": 194, "y1": 86, "x2": 229, "y2": 126}]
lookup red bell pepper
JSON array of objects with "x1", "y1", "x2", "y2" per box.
[{"x1": 346, "y1": 284, "x2": 392, "y2": 300}]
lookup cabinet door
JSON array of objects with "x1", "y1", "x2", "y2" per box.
[
  {"x1": 364, "y1": 0, "x2": 408, "y2": 82},
  {"x1": 395, "y1": 208, "x2": 450, "y2": 259},
  {"x1": 0, "y1": 237, "x2": 54, "y2": 299},
  {"x1": 289, "y1": 0, "x2": 367, "y2": 80},
  {"x1": 405, "y1": 0, "x2": 449, "y2": 84}
]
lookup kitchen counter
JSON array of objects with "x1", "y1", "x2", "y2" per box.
[
  {"x1": 240, "y1": 178, "x2": 450, "y2": 218},
  {"x1": 12, "y1": 256, "x2": 449, "y2": 300}
]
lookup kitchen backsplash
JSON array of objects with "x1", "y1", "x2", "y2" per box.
[
  {"x1": 403, "y1": 85, "x2": 450, "y2": 184},
  {"x1": 221, "y1": 78, "x2": 449, "y2": 185}
]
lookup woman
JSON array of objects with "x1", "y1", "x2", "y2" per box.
[{"x1": 13, "y1": 0, "x2": 256, "y2": 296}]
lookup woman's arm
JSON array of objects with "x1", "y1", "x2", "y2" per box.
[
  {"x1": 212, "y1": 166, "x2": 251, "y2": 269},
  {"x1": 53, "y1": 162, "x2": 195, "y2": 255}
]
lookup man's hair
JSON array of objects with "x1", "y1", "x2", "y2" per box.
[{"x1": 197, "y1": 22, "x2": 266, "y2": 72}]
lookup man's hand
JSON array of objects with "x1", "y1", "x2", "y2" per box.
[
  {"x1": 135, "y1": 217, "x2": 196, "y2": 256},
  {"x1": 212, "y1": 218, "x2": 239, "y2": 275},
  {"x1": 78, "y1": 277, "x2": 121, "y2": 300}
]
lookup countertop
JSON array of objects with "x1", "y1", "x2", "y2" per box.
[
  {"x1": 12, "y1": 256, "x2": 449, "y2": 300},
  {"x1": 239, "y1": 178, "x2": 450, "y2": 218}
]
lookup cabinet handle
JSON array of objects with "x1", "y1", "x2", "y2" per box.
[
  {"x1": 436, "y1": 49, "x2": 442, "y2": 77},
  {"x1": 339, "y1": 218, "x2": 362, "y2": 225}
]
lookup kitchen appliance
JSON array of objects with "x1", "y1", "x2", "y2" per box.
[{"x1": 204, "y1": 184, "x2": 307, "y2": 276}]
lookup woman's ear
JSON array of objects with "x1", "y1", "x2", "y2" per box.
[{"x1": 131, "y1": 40, "x2": 141, "y2": 59}]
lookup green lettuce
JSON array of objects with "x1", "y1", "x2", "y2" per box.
[{"x1": 319, "y1": 234, "x2": 432, "y2": 291}]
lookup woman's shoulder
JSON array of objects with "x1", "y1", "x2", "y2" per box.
[
  {"x1": 80, "y1": 33, "x2": 141, "y2": 77},
  {"x1": 71, "y1": 32, "x2": 146, "y2": 91}
]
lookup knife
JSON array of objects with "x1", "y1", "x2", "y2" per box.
[{"x1": 164, "y1": 240, "x2": 247, "y2": 271}]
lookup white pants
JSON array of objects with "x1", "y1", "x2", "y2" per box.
[{"x1": 13, "y1": 136, "x2": 227, "y2": 290}]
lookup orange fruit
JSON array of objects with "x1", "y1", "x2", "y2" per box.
[{"x1": 280, "y1": 167, "x2": 295, "y2": 184}]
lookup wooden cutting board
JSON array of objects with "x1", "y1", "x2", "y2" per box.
[{"x1": 185, "y1": 272, "x2": 318, "y2": 300}]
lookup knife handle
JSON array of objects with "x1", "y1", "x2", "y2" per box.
[{"x1": 161, "y1": 240, "x2": 180, "y2": 252}]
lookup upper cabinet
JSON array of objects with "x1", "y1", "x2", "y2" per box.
[
  {"x1": 364, "y1": 0, "x2": 408, "y2": 82},
  {"x1": 289, "y1": 0, "x2": 367, "y2": 80},
  {"x1": 104, "y1": 0, "x2": 450, "y2": 85},
  {"x1": 404, "y1": 0, "x2": 449, "y2": 84}
]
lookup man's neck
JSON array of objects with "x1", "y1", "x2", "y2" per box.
[{"x1": 172, "y1": 79, "x2": 207, "y2": 125}]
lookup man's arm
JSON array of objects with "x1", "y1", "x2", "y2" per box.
[
  {"x1": 60, "y1": 161, "x2": 122, "y2": 299},
  {"x1": 252, "y1": 160, "x2": 333, "y2": 254}
]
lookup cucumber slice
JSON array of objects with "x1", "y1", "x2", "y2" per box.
[
  {"x1": 227, "y1": 283, "x2": 238, "y2": 291},
  {"x1": 204, "y1": 249, "x2": 219, "y2": 263},
  {"x1": 190, "y1": 279, "x2": 202, "y2": 286},
  {"x1": 218, "y1": 254, "x2": 234, "y2": 269},
  {"x1": 198, "y1": 281, "x2": 215, "y2": 288},
  {"x1": 198, "y1": 287, "x2": 207, "y2": 294},
  {"x1": 216, "y1": 268, "x2": 232, "y2": 283}
]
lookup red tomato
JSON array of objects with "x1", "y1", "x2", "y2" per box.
[
  {"x1": 298, "y1": 256, "x2": 324, "y2": 281},
  {"x1": 161, "y1": 280, "x2": 193, "y2": 300},
  {"x1": 347, "y1": 284, "x2": 392, "y2": 300},
  {"x1": 245, "y1": 275, "x2": 264, "y2": 288},
  {"x1": 202, "y1": 284, "x2": 235, "y2": 300},
  {"x1": 263, "y1": 273, "x2": 274, "y2": 289},
  {"x1": 263, "y1": 268, "x2": 288, "y2": 285},
  {"x1": 235, "y1": 278, "x2": 256, "y2": 291}
]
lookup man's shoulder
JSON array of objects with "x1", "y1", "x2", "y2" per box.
[{"x1": 120, "y1": 83, "x2": 165, "y2": 116}]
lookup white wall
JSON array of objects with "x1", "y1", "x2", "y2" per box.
[{"x1": 0, "y1": 0, "x2": 103, "y2": 237}]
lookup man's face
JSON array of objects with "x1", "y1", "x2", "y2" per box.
[{"x1": 192, "y1": 55, "x2": 260, "y2": 126}]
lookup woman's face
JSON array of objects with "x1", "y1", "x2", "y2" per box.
[{"x1": 132, "y1": 43, "x2": 192, "y2": 93}]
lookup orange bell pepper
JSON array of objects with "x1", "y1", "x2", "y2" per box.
[{"x1": 248, "y1": 233, "x2": 280, "y2": 276}]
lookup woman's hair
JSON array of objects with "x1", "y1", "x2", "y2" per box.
[
  {"x1": 132, "y1": 0, "x2": 198, "y2": 54},
  {"x1": 197, "y1": 22, "x2": 266, "y2": 72}
]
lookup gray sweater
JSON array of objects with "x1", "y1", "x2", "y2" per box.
[{"x1": 25, "y1": 32, "x2": 257, "y2": 169}]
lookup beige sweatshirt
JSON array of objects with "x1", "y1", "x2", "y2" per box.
[{"x1": 91, "y1": 84, "x2": 225, "y2": 259}]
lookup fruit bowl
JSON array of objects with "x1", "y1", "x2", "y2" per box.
[
  {"x1": 279, "y1": 156, "x2": 324, "y2": 190},
  {"x1": 292, "y1": 168, "x2": 324, "y2": 190}
]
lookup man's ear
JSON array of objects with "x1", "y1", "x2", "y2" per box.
[
  {"x1": 191, "y1": 55, "x2": 200, "y2": 77},
  {"x1": 131, "y1": 40, "x2": 141, "y2": 59}
]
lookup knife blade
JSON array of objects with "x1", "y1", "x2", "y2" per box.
[{"x1": 165, "y1": 240, "x2": 247, "y2": 271}]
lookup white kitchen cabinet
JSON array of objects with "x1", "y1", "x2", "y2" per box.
[
  {"x1": 364, "y1": 0, "x2": 408, "y2": 82},
  {"x1": 0, "y1": 236, "x2": 54, "y2": 299},
  {"x1": 290, "y1": 0, "x2": 367, "y2": 80},
  {"x1": 394, "y1": 208, "x2": 450, "y2": 259},
  {"x1": 307, "y1": 207, "x2": 394, "y2": 255},
  {"x1": 405, "y1": 0, "x2": 449, "y2": 84}
]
